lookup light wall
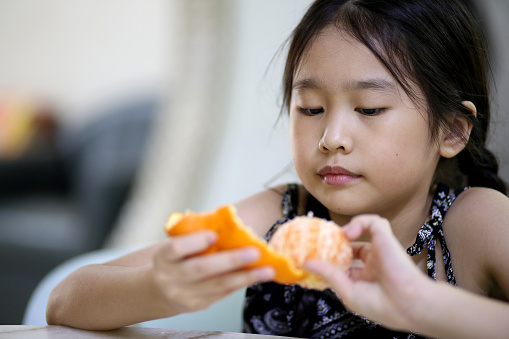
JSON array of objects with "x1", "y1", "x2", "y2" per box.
[
  {"x1": 199, "y1": 0, "x2": 312, "y2": 210},
  {"x1": 0, "y1": 0, "x2": 168, "y2": 128}
]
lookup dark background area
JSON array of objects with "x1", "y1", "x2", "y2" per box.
[{"x1": 0, "y1": 94, "x2": 159, "y2": 324}]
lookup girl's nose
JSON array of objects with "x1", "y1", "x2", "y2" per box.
[{"x1": 318, "y1": 119, "x2": 353, "y2": 154}]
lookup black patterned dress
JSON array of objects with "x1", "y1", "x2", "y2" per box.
[{"x1": 243, "y1": 183, "x2": 468, "y2": 339}]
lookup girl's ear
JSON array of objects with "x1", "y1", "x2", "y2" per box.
[{"x1": 439, "y1": 101, "x2": 476, "y2": 158}]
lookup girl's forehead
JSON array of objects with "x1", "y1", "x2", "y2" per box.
[
  {"x1": 294, "y1": 26, "x2": 395, "y2": 90},
  {"x1": 291, "y1": 25, "x2": 427, "y2": 112}
]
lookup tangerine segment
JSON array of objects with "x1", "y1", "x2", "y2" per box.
[
  {"x1": 269, "y1": 215, "x2": 353, "y2": 290},
  {"x1": 164, "y1": 205, "x2": 307, "y2": 285}
]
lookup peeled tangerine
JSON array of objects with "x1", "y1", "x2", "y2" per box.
[
  {"x1": 164, "y1": 205, "x2": 352, "y2": 290},
  {"x1": 269, "y1": 214, "x2": 353, "y2": 290}
]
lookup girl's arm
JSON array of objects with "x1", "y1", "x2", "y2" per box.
[
  {"x1": 305, "y1": 215, "x2": 509, "y2": 339},
  {"x1": 46, "y1": 188, "x2": 285, "y2": 331},
  {"x1": 46, "y1": 231, "x2": 274, "y2": 330}
]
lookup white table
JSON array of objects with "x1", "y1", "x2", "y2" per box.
[{"x1": 0, "y1": 325, "x2": 292, "y2": 338}]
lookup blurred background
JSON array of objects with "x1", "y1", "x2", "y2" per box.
[{"x1": 0, "y1": 0, "x2": 507, "y2": 326}]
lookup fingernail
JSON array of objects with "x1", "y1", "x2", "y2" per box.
[
  {"x1": 256, "y1": 267, "x2": 275, "y2": 281},
  {"x1": 242, "y1": 248, "x2": 260, "y2": 262},
  {"x1": 206, "y1": 232, "x2": 217, "y2": 244}
]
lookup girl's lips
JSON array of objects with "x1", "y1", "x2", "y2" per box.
[{"x1": 318, "y1": 166, "x2": 361, "y2": 186}]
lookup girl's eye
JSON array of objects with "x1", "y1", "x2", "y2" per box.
[
  {"x1": 355, "y1": 108, "x2": 386, "y2": 116},
  {"x1": 300, "y1": 107, "x2": 324, "y2": 116}
]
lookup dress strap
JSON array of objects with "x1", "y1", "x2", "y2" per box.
[
  {"x1": 281, "y1": 183, "x2": 299, "y2": 220},
  {"x1": 306, "y1": 192, "x2": 331, "y2": 220},
  {"x1": 407, "y1": 184, "x2": 469, "y2": 285},
  {"x1": 264, "y1": 184, "x2": 299, "y2": 241}
]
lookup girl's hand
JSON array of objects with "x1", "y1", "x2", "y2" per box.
[
  {"x1": 304, "y1": 214, "x2": 429, "y2": 332},
  {"x1": 151, "y1": 230, "x2": 275, "y2": 315}
]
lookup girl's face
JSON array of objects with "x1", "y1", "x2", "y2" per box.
[{"x1": 289, "y1": 26, "x2": 442, "y2": 225}]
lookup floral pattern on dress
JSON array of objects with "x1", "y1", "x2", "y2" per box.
[{"x1": 243, "y1": 183, "x2": 468, "y2": 338}]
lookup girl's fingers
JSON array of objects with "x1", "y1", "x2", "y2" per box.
[
  {"x1": 343, "y1": 214, "x2": 392, "y2": 240},
  {"x1": 196, "y1": 265, "x2": 275, "y2": 298},
  {"x1": 348, "y1": 215, "x2": 414, "y2": 267},
  {"x1": 158, "y1": 231, "x2": 217, "y2": 261},
  {"x1": 348, "y1": 266, "x2": 368, "y2": 281},
  {"x1": 305, "y1": 260, "x2": 353, "y2": 296},
  {"x1": 351, "y1": 242, "x2": 371, "y2": 262},
  {"x1": 343, "y1": 215, "x2": 403, "y2": 257},
  {"x1": 172, "y1": 265, "x2": 275, "y2": 312},
  {"x1": 153, "y1": 245, "x2": 274, "y2": 313},
  {"x1": 180, "y1": 246, "x2": 265, "y2": 282}
]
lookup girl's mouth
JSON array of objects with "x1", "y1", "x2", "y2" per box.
[{"x1": 318, "y1": 166, "x2": 361, "y2": 185}]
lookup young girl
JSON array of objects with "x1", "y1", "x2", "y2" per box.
[{"x1": 47, "y1": 0, "x2": 509, "y2": 338}]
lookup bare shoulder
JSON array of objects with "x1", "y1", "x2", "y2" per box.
[
  {"x1": 234, "y1": 184, "x2": 289, "y2": 237},
  {"x1": 446, "y1": 187, "x2": 509, "y2": 232},
  {"x1": 444, "y1": 187, "x2": 509, "y2": 297}
]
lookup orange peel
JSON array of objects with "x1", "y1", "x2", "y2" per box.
[{"x1": 164, "y1": 205, "x2": 352, "y2": 290}]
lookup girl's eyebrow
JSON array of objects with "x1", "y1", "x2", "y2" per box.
[
  {"x1": 292, "y1": 78, "x2": 324, "y2": 91},
  {"x1": 293, "y1": 77, "x2": 397, "y2": 94},
  {"x1": 350, "y1": 79, "x2": 397, "y2": 93}
]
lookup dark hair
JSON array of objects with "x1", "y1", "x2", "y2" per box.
[{"x1": 282, "y1": 0, "x2": 507, "y2": 194}]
